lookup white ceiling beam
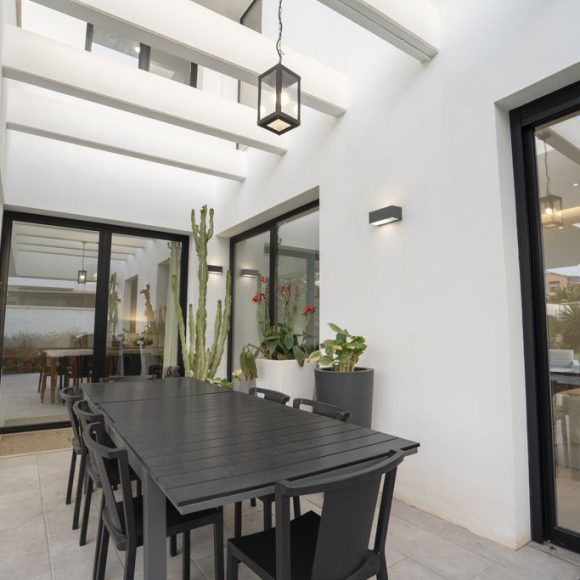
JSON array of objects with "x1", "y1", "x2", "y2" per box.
[
  {"x1": 537, "y1": 128, "x2": 580, "y2": 167},
  {"x1": 6, "y1": 83, "x2": 247, "y2": 181},
  {"x1": 315, "y1": 0, "x2": 439, "y2": 62},
  {"x1": 3, "y1": 25, "x2": 287, "y2": 155},
  {"x1": 30, "y1": 0, "x2": 347, "y2": 117}
]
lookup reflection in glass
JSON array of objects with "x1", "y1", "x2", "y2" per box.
[
  {"x1": 105, "y1": 235, "x2": 181, "y2": 379},
  {"x1": 149, "y1": 48, "x2": 193, "y2": 85},
  {"x1": 232, "y1": 231, "x2": 270, "y2": 366},
  {"x1": 0, "y1": 223, "x2": 98, "y2": 428},
  {"x1": 90, "y1": 25, "x2": 140, "y2": 67},
  {"x1": 538, "y1": 114, "x2": 580, "y2": 534},
  {"x1": 276, "y1": 209, "x2": 320, "y2": 347}
]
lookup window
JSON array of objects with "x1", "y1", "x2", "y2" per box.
[
  {"x1": 87, "y1": 24, "x2": 142, "y2": 67},
  {"x1": 229, "y1": 202, "x2": 319, "y2": 376}
]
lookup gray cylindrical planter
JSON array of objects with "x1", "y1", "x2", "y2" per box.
[{"x1": 314, "y1": 367, "x2": 374, "y2": 428}]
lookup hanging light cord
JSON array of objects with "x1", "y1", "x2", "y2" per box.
[
  {"x1": 81, "y1": 242, "x2": 86, "y2": 270},
  {"x1": 544, "y1": 140, "x2": 551, "y2": 195},
  {"x1": 276, "y1": 0, "x2": 283, "y2": 63}
]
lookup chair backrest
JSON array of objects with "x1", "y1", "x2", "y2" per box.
[
  {"x1": 99, "y1": 375, "x2": 154, "y2": 383},
  {"x1": 249, "y1": 386, "x2": 290, "y2": 405},
  {"x1": 164, "y1": 366, "x2": 182, "y2": 378},
  {"x1": 60, "y1": 387, "x2": 83, "y2": 448},
  {"x1": 293, "y1": 398, "x2": 351, "y2": 422},
  {"x1": 83, "y1": 422, "x2": 135, "y2": 547},
  {"x1": 275, "y1": 450, "x2": 404, "y2": 580}
]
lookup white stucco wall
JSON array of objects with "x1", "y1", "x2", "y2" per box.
[{"x1": 212, "y1": 0, "x2": 580, "y2": 548}]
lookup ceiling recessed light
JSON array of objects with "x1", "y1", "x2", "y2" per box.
[
  {"x1": 574, "y1": 183, "x2": 579, "y2": 187},
  {"x1": 134, "y1": 44, "x2": 141, "y2": 54}
]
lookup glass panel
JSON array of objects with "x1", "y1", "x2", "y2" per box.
[
  {"x1": 105, "y1": 235, "x2": 181, "y2": 379},
  {"x1": 280, "y1": 68, "x2": 299, "y2": 120},
  {"x1": 91, "y1": 26, "x2": 140, "y2": 67},
  {"x1": 276, "y1": 209, "x2": 319, "y2": 347},
  {"x1": 258, "y1": 69, "x2": 278, "y2": 121},
  {"x1": 232, "y1": 231, "x2": 270, "y2": 368},
  {"x1": 537, "y1": 114, "x2": 580, "y2": 533},
  {"x1": 149, "y1": 47, "x2": 192, "y2": 85},
  {"x1": 0, "y1": 222, "x2": 98, "y2": 429}
]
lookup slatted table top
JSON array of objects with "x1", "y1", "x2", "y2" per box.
[{"x1": 84, "y1": 379, "x2": 419, "y2": 514}]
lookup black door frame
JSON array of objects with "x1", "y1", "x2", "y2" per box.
[
  {"x1": 511, "y1": 79, "x2": 580, "y2": 552},
  {"x1": 227, "y1": 200, "x2": 319, "y2": 378},
  {"x1": 0, "y1": 210, "x2": 189, "y2": 434}
]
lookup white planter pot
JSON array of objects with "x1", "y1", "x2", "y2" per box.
[{"x1": 255, "y1": 359, "x2": 315, "y2": 401}]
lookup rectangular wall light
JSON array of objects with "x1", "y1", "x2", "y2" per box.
[
  {"x1": 369, "y1": 205, "x2": 402, "y2": 226},
  {"x1": 240, "y1": 268, "x2": 259, "y2": 278},
  {"x1": 208, "y1": 265, "x2": 223, "y2": 274}
]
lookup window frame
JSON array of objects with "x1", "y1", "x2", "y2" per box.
[{"x1": 227, "y1": 199, "x2": 319, "y2": 378}]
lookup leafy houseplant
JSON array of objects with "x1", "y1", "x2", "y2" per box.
[
  {"x1": 308, "y1": 323, "x2": 367, "y2": 371},
  {"x1": 171, "y1": 206, "x2": 232, "y2": 385},
  {"x1": 309, "y1": 323, "x2": 374, "y2": 428}
]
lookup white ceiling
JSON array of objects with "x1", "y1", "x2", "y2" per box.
[{"x1": 192, "y1": 0, "x2": 253, "y2": 22}]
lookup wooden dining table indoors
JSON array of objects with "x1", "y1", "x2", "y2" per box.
[{"x1": 83, "y1": 377, "x2": 419, "y2": 580}]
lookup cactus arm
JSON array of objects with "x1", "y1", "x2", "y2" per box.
[
  {"x1": 208, "y1": 271, "x2": 232, "y2": 378},
  {"x1": 171, "y1": 275, "x2": 191, "y2": 377},
  {"x1": 207, "y1": 299, "x2": 223, "y2": 378}
]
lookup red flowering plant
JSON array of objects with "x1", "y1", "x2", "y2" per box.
[{"x1": 238, "y1": 279, "x2": 318, "y2": 379}]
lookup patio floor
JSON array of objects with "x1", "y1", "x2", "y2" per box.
[{"x1": 2, "y1": 451, "x2": 580, "y2": 580}]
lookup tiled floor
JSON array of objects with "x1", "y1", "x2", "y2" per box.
[{"x1": 2, "y1": 451, "x2": 580, "y2": 580}]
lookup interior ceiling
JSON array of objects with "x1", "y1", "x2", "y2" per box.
[
  {"x1": 10, "y1": 223, "x2": 146, "y2": 270},
  {"x1": 192, "y1": 0, "x2": 252, "y2": 21}
]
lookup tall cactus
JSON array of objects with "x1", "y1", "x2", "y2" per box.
[{"x1": 171, "y1": 206, "x2": 232, "y2": 381}]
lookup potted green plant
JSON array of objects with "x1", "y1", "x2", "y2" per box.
[
  {"x1": 240, "y1": 278, "x2": 317, "y2": 399},
  {"x1": 308, "y1": 323, "x2": 373, "y2": 427}
]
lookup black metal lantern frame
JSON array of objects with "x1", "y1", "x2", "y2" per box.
[{"x1": 258, "y1": 63, "x2": 301, "y2": 135}]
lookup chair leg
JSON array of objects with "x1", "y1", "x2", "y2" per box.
[
  {"x1": 66, "y1": 450, "x2": 77, "y2": 505},
  {"x1": 182, "y1": 531, "x2": 190, "y2": 580},
  {"x1": 96, "y1": 527, "x2": 109, "y2": 580},
  {"x1": 80, "y1": 477, "x2": 93, "y2": 546},
  {"x1": 226, "y1": 546, "x2": 239, "y2": 580},
  {"x1": 293, "y1": 496, "x2": 301, "y2": 518},
  {"x1": 378, "y1": 554, "x2": 388, "y2": 580},
  {"x1": 234, "y1": 502, "x2": 242, "y2": 538},
  {"x1": 214, "y1": 512, "x2": 225, "y2": 580},
  {"x1": 72, "y1": 452, "x2": 87, "y2": 530},
  {"x1": 263, "y1": 497, "x2": 273, "y2": 530},
  {"x1": 92, "y1": 498, "x2": 104, "y2": 580},
  {"x1": 124, "y1": 543, "x2": 137, "y2": 580},
  {"x1": 170, "y1": 534, "x2": 178, "y2": 557}
]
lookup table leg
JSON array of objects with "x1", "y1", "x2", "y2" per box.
[
  {"x1": 143, "y1": 473, "x2": 167, "y2": 580},
  {"x1": 50, "y1": 358, "x2": 57, "y2": 404}
]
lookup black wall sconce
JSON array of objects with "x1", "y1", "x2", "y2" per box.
[
  {"x1": 369, "y1": 205, "x2": 402, "y2": 226},
  {"x1": 240, "y1": 269, "x2": 259, "y2": 278},
  {"x1": 208, "y1": 265, "x2": 223, "y2": 274}
]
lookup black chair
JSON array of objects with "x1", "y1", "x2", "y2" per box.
[
  {"x1": 99, "y1": 375, "x2": 154, "y2": 382},
  {"x1": 293, "y1": 398, "x2": 351, "y2": 422},
  {"x1": 234, "y1": 387, "x2": 295, "y2": 537},
  {"x1": 84, "y1": 422, "x2": 225, "y2": 580},
  {"x1": 73, "y1": 400, "x2": 142, "y2": 546},
  {"x1": 60, "y1": 387, "x2": 83, "y2": 506},
  {"x1": 227, "y1": 450, "x2": 404, "y2": 580}
]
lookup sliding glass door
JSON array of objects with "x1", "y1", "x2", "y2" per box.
[
  {"x1": 0, "y1": 213, "x2": 188, "y2": 432},
  {"x1": 513, "y1": 81, "x2": 580, "y2": 552},
  {"x1": 229, "y1": 202, "x2": 320, "y2": 375}
]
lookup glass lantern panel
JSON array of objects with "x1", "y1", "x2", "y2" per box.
[
  {"x1": 259, "y1": 69, "x2": 278, "y2": 121},
  {"x1": 280, "y1": 69, "x2": 299, "y2": 120}
]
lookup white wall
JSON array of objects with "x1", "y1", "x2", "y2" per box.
[{"x1": 214, "y1": 0, "x2": 580, "y2": 548}]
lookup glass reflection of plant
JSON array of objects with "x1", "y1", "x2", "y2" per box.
[
  {"x1": 547, "y1": 285, "x2": 580, "y2": 355},
  {"x1": 108, "y1": 273, "x2": 121, "y2": 344},
  {"x1": 135, "y1": 284, "x2": 165, "y2": 347}
]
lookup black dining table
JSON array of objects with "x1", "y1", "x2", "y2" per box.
[{"x1": 84, "y1": 377, "x2": 419, "y2": 580}]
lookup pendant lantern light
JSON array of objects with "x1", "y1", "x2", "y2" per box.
[
  {"x1": 257, "y1": 0, "x2": 301, "y2": 135},
  {"x1": 78, "y1": 241, "x2": 87, "y2": 284},
  {"x1": 540, "y1": 141, "x2": 564, "y2": 230}
]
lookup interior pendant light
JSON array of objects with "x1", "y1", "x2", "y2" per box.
[
  {"x1": 77, "y1": 241, "x2": 87, "y2": 284},
  {"x1": 257, "y1": 0, "x2": 301, "y2": 135},
  {"x1": 540, "y1": 141, "x2": 564, "y2": 230}
]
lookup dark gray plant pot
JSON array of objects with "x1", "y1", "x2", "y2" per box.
[{"x1": 314, "y1": 367, "x2": 374, "y2": 428}]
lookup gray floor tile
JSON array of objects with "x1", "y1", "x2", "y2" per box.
[
  {"x1": 388, "y1": 557, "x2": 447, "y2": 579},
  {"x1": 388, "y1": 516, "x2": 493, "y2": 580}
]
